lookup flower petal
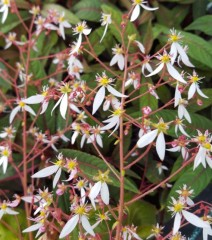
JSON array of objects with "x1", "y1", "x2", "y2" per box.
[
  {"x1": 24, "y1": 95, "x2": 44, "y2": 104},
  {"x1": 166, "y1": 63, "x2": 186, "y2": 84},
  {"x1": 137, "y1": 129, "x2": 158, "y2": 148},
  {"x1": 130, "y1": 5, "x2": 140, "y2": 22},
  {"x1": 101, "y1": 182, "x2": 109, "y2": 205},
  {"x1": 188, "y1": 83, "x2": 196, "y2": 100},
  {"x1": 60, "y1": 93, "x2": 68, "y2": 119},
  {"x1": 182, "y1": 210, "x2": 210, "y2": 228},
  {"x1": 59, "y1": 214, "x2": 79, "y2": 239},
  {"x1": 173, "y1": 212, "x2": 182, "y2": 234},
  {"x1": 156, "y1": 132, "x2": 166, "y2": 160},
  {"x1": 24, "y1": 105, "x2": 36, "y2": 116},
  {"x1": 107, "y1": 85, "x2": 127, "y2": 98},
  {"x1": 31, "y1": 165, "x2": 59, "y2": 178},
  {"x1": 22, "y1": 223, "x2": 42, "y2": 233},
  {"x1": 9, "y1": 106, "x2": 21, "y2": 124},
  {"x1": 53, "y1": 168, "x2": 61, "y2": 188},
  {"x1": 92, "y1": 86, "x2": 105, "y2": 115},
  {"x1": 81, "y1": 215, "x2": 95, "y2": 236},
  {"x1": 146, "y1": 63, "x2": 164, "y2": 77}
]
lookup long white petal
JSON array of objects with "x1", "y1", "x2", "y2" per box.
[
  {"x1": 166, "y1": 63, "x2": 186, "y2": 84},
  {"x1": 118, "y1": 55, "x2": 125, "y2": 70},
  {"x1": 24, "y1": 95, "x2": 44, "y2": 104},
  {"x1": 175, "y1": 43, "x2": 194, "y2": 67},
  {"x1": 2, "y1": 6, "x2": 8, "y2": 23},
  {"x1": 101, "y1": 182, "x2": 109, "y2": 205},
  {"x1": 40, "y1": 101, "x2": 49, "y2": 114},
  {"x1": 146, "y1": 63, "x2": 164, "y2": 77},
  {"x1": 53, "y1": 168, "x2": 61, "y2": 188},
  {"x1": 170, "y1": 43, "x2": 177, "y2": 65},
  {"x1": 5, "y1": 208, "x2": 19, "y2": 215},
  {"x1": 24, "y1": 105, "x2": 36, "y2": 116},
  {"x1": 3, "y1": 158, "x2": 8, "y2": 174},
  {"x1": 9, "y1": 106, "x2": 21, "y2": 123},
  {"x1": 178, "y1": 105, "x2": 184, "y2": 119},
  {"x1": 51, "y1": 95, "x2": 63, "y2": 115},
  {"x1": 182, "y1": 210, "x2": 210, "y2": 228},
  {"x1": 130, "y1": 5, "x2": 140, "y2": 22},
  {"x1": 100, "y1": 24, "x2": 108, "y2": 43},
  {"x1": 31, "y1": 165, "x2": 59, "y2": 178},
  {"x1": 156, "y1": 132, "x2": 166, "y2": 160},
  {"x1": 135, "y1": 40, "x2": 145, "y2": 53},
  {"x1": 107, "y1": 85, "x2": 127, "y2": 98},
  {"x1": 81, "y1": 215, "x2": 95, "y2": 236},
  {"x1": 188, "y1": 83, "x2": 196, "y2": 100},
  {"x1": 173, "y1": 212, "x2": 182, "y2": 234},
  {"x1": 89, "y1": 181, "x2": 101, "y2": 201},
  {"x1": 59, "y1": 214, "x2": 79, "y2": 239},
  {"x1": 141, "y1": 3, "x2": 158, "y2": 11},
  {"x1": 196, "y1": 86, "x2": 208, "y2": 98},
  {"x1": 60, "y1": 93, "x2": 68, "y2": 119},
  {"x1": 59, "y1": 25, "x2": 65, "y2": 40},
  {"x1": 137, "y1": 129, "x2": 158, "y2": 148},
  {"x1": 183, "y1": 107, "x2": 191, "y2": 123},
  {"x1": 92, "y1": 86, "x2": 105, "y2": 115},
  {"x1": 22, "y1": 223, "x2": 42, "y2": 233}
]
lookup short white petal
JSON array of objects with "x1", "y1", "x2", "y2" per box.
[
  {"x1": 178, "y1": 105, "x2": 184, "y2": 119},
  {"x1": 166, "y1": 63, "x2": 186, "y2": 84},
  {"x1": 92, "y1": 86, "x2": 105, "y2": 115},
  {"x1": 182, "y1": 210, "x2": 210, "y2": 228},
  {"x1": 101, "y1": 182, "x2": 109, "y2": 205},
  {"x1": 156, "y1": 132, "x2": 166, "y2": 160},
  {"x1": 31, "y1": 165, "x2": 59, "y2": 178},
  {"x1": 173, "y1": 212, "x2": 182, "y2": 234},
  {"x1": 59, "y1": 214, "x2": 79, "y2": 239},
  {"x1": 135, "y1": 40, "x2": 145, "y2": 53},
  {"x1": 3, "y1": 158, "x2": 8, "y2": 174},
  {"x1": 60, "y1": 93, "x2": 68, "y2": 119},
  {"x1": 137, "y1": 129, "x2": 158, "y2": 148},
  {"x1": 40, "y1": 101, "x2": 49, "y2": 114},
  {"x1": 146, "y1": 63, "x2": 164, "y2": 77},
  {"x1": 130, "y1": 5, "x2": 140, "y2": 22},
  {"x1": 5, "y1": 208, "x2": 19, "y2": 215},
  {"x1": 118, "y1": 55, "x2": 125, "y2": 70},
  {"x1": 81, "y1": 215, "x2": 95, "y2": 236},
  {"x1": 170, "y1": 43, "x2": 177, "y2": 65},
  {"x1": 59, "y1": 25, "x2": 65, "y2": 40},
  {"x1": 70, "y1": 103, "x2": 81, "y2": 113},
  {"x1": 9, "y1": 106, "x2": 21, "y2": 123},
  {"x1": 110, "y1": 55, "x2": 118, "y2": 66},
  {"x1": 83, "y1": 28, "x2": 92, "y2": 35},
  {"x1": 179, "y1": 124, "x2": 190, "y2": 137},
  {"x1": 53, "y1": 168, "x2": 61, "y2": 188},
  {"x1": 71, "y1": 131, "x2": 79, "y2": 144}
]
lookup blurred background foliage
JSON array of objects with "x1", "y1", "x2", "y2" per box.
[{"x1": 0, "y1": 0, "x2": 212, "y2": 239}]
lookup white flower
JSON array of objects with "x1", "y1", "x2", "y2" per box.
[
  {"x1": 89, "y1": 170, "x2": 110, "y2": 210},
  {"x1": 202, "y1": 216, "x2": 212, "y2": 240},
  {"x1": 147, "y1": 50, "x2": 186, "y2": 84},
  {"x1": 141, "y1": 56, "x2": 153, "y2": 76},
  {"x1": 103, "y1": 95, "x2": 121, "y2": 111},
  {"x1": 29, "y1": 6, "x2": 40, "y2": 15},
  {"x1": 100, "y1": 13, "x2": 112, "y2": 42},
  {"x1": 125, "y1": 72, "x2": 140, "y2": 89},
  {"x1": 71, "y1": 21, "x2": 92, "y2": 54},
  {"x1": 0, "y1": 145, "x2": 10, "y2": 173},
  {"x1": 31, "y1": 153, "x2": 64, "y2": 188},
  {"x1": 0, "y1": 201, "x2": 18, "y2": 219},
  {"x1": 57, "y1": 12, "x2": 71, "y2": 40},
  {"x1": 174, "y1": 118, "x2": 189, "y2": 138},
  {"x1": 4, "y1": 32, "x2": 24, "y2": 49},
  {"x1": 137, "y1": 118, "x2": 169, "y2": 160},
  {"x1": 68, "y1": 56, "x2": 83, "y2": 79},
  {"x1": 122, "y1": 225, "x2": 142, "y2": 240},
  {"x1": 0, "y1": 126, "x2": 16, "y2": 139},
  {"x1": 168, "y1": 197, "x2": 210, "y2": 234},
  {"x1": 148, "y1": 84, "x2": 159, "y2": 99},
  {"x1": 168, "y1": 29, "x2": 194, "y2": 67},
  {"x1": 156, "y1": 162, "x2": 168, "y2": 175},
  {"x1": 0, "y1": 0, "x2": 10, "y2": 23},
  {"x1": 167, "y1": 137, "x2": 189, "y2": 160},
  {"x1": 51, "y1": 82, "x2": 71, "y2": 119},
  {"x1": 130, "y1": 0, "x2": 158, "y2": 22},
  {"x1": 74, "y1": 179, "x2": 87, "y2": 203},
  {"x1": 177, "y1": 99, "x2": 191, "y2": 123},
  {"x1": 110, "y1": 44, "x2": 125, "y2": 70},
  {"x1": 147, "y1": 223, "x2": 164, "y2": 239},
  {"x1": 101, "y1": 107, "x2": 125, "y2": 135},
  {"x1": 92, "y1": 72, "x2": 127, "y2": 115},
  {"x1": 59, "y1": 203, "x2": 95, "y2": 238},
  {"x1": 87, "y1": 126, "x2": 104, "y2": 148},
  {"x1": 10, "y1": 96, "x2": 43, "y2": 123},
  {"x1": 65, "y1": 158, "x2": 78, "y2": 182},
  {"x1": 176, "y1": 185, "x2": 194, "y2": 206},
  {"x1": 187, "y1": 70, "x2": 208, "y2": 100}
]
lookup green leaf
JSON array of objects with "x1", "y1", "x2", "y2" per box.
[
  {"x1": 192, "y1": 0, "x2": 208, "y2": 19},
  {"x1": 73, "y1": 0, "x2": 102, "y2": 22},
  {"x1": 60, "y1": 149, "x2": 139, "y2": 193},
  {"x1": 125, "y1": 194, "x2": 156, "y2": 238},
  {"x1": 0, "y1": 11, "x2": 30, "y2": 33},
  {"x1": 185, "y1": 15, "x2": 212, "y2": 36},
  {"x1": 0, "y1": 62, "x2": 12, "y2": 92},
  {"x1": 42, "y1": 3, "x2": 80, "y2": 24},
  {"x1": 167, "y1": 165, "x2": 212, "y2": 206}
]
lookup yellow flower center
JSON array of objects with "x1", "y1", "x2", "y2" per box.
[
  {"x1": 67, "y1": 160, "x2": 77, "y2": 171},
  {"x1": 76, "y1": 180, "x2": 85, "y2": 189},
  {"x1": 197, "y1": 135, "x2": 206, "y2": 143},
  {"x1": 115, "y1": 47, "x2": 123, "y2": 55},
  {"x1": 94, "y1": 170, "x2": 111, "y2": 183},
  {"x1": 59, "y1": 16, "x2": 64, "y2": 23},
  {"x1": 134, "y1": 0, "x2": 142, "y2": 4},
  {"x1": 170, "y1": 35, "x2": 180, "y2": 42},
  {"x1": 19, "y1": 101, "x2": 26, "y2": 107},
  {"x1": 55, "y1": 159, "x2": 63, "y2": 167},
  {"x1": 98, "y1": 213, "x2": 108, "y2": 221},
  {"x1": 74, "y1": 205, "x2": 87, "y2": 215},
  {"x1": 161, "y1": 54, "x2": 170, "y2": 63},
  {"x1": 113, "y1": 108, "x2": 125, "y2": 117},
  {"x1": 190, "y1": 76, "x2": 199, "y2": 82},
  {"x1": 5, "y1": 127, "x2": 12, "y2": 135},
  {"x1": 8, "y1": 34, "x2": 16, "y2": 41},
  {"x1": 76, "y1": 25, "x2": 84, "y2": 33},
  {"x1": 2, "y1": 149, "x2": 9, "y2": 157},
  {"x1": 152, "y1": 226, "x2": 161, "y2": 235},
  {"x1": 3, "y1": 0, "x2": 10, "y2": 5},
  {"x1": 202, "y1": 142, "x2": 211, "y2": 150},
  {"x1": 181, "y1": 189, "x2": 191, "y2": 198},
  {"x1": 1, "y1": 203, "x2": 7, "y2": 210},
  {"x1": 154, "y1": 122, "x2": 168, "y2": 133},
  {"x1": 170, "y1": 233, "x2": 183, "y2": 240},
  {"x1": 99, "y1": 77, "x2": 110, "y2": 86},
  {"x1": 60, "y1": 83, "x2": 71, "y2": 94},
  {"x1": 173, "y1": 202, "x2": 184, "y2": 212}
]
